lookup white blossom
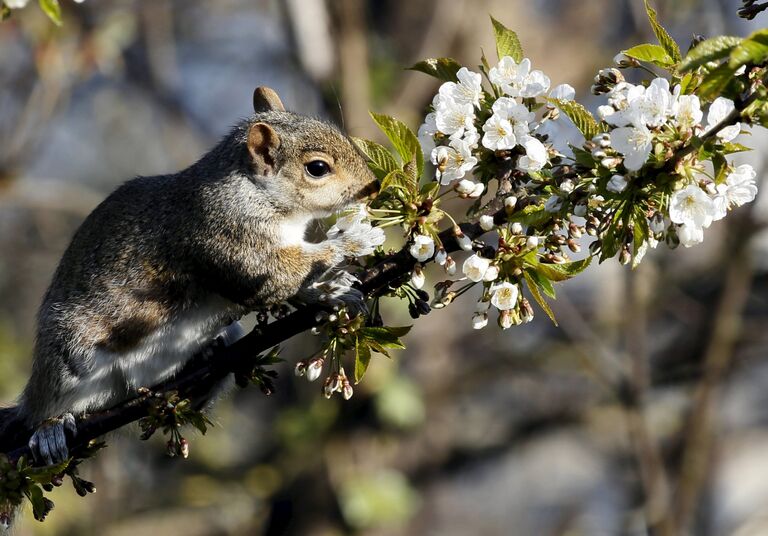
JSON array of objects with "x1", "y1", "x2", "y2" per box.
[
  {"x1": 607, "y1": 174, "x2": 628, "y2": 193},
  {"x1": 409, "y1": 234, "x2": 435, "y2": 262},
  {"x1": 418, "y1": 112, "x2": 438, "y2": 158},
  {"x1": 439, "y1": 67, "x2": 483, "y2": 108},
  {"x1": 510, "y1": 222, "x2": 524, "y2": 234},
  {"x1": 435, "y1": 248, "x2": 447, "y2": 265},
  {"x1": 549, "y1": 83, "x2": 575, "y2": 101},
  {"x1": 504, "y1": 195, "x2": 518, "y2": 209},
  {"x1": 461, "y1": 128, "x2": 481, "y2": 149},
  {"x1": 479, "y1": 215, "x2": 495, "y2": 231},
  {"x1": 673, "y1": 93, "x2": 703, "y2": 130},
  {"x1": 463, "y1": 254, "x2": 491, "y2": 282},
  {"x1": 602, "y1": 83, "x2": 646, "y2": 127},
  {"x1": 482, "y1": 114, "x2": 517, "y2": 150},
  {"x1": 526, "y1": 236, "x2": 539, "y2": 249},
  {"x1": 5, "y1": 0, "x2": 29, "y2": 7},
  {"x1": 435, "y1": 97, "x2": 475, "y2": 137},
  {"x1": 610, "y1": 123, "x2": 653, "y2": 171},
  {"x1": 492, "y1": 97, "x2": 534, "y2": 137},
  {"x1": 456, "y1": 233, "x2": 473, "y2": 251},
  {"x1": 431, "y1": 137, "x2": 478, "y2": 184},
  {"x1": 489, "y1": 56, "x2": 550, "y2": 98},
  {"x1": 677, "y1": 223, "x2": 704, "y2": 248},
  {"x1": 517, "y1": 136, "x2": 548, "y2": 172},
  {"x1": 712, "y1": 164, "x2": 758, "y2": 220},
  {"x1": 573, "y1": 203, "x2": 587, "y2": 217},
  {"x1": 490, "y1": 282, "x2": 519, "y2": 311},
  {"x1": 456, "y1": 179, "x2": 480, "y2": 196},
  {"x1": 669, "y1": 185, "x2": 715, "y2": 228},
  {"x1": 706, "y1": 97, "x2": 741, "y2": 142},
  {"x1": 635, "y1": 78, "x2": 674, "y2": 128}
]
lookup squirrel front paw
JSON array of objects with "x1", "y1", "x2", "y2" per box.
[
  {"x1": 29, "y1": 413, "x2": 77, "y2": 465},
  {"x1": 311, "y1": 271, "x2": 367, "y2": 316},
  {"x1": 330, "y1": 219, "x2": 385, "y2": 257}
]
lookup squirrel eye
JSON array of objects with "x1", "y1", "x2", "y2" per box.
[{"x1": 305, "y1": 160, "x2": 331, "y2": 178}]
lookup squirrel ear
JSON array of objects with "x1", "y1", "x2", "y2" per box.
[
  {"x1": 252, "y1": 87, "x2": 285, "y2": 113},
  {"x1": 247, "y1": 122, "x2": 281, "y2": 176}
]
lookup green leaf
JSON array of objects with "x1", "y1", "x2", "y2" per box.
[
  {"x1": 352, "y1": 137, "x2": 400, "y2": 179},
  {"x1": 547, "y1": 99, "x2": 600, "y2": 139},
  {"x1": 507, "y1": 204, "x2": 552, "y2": 227},
  {"x1": 408, "y1": 58, "x2": 462, "y2": 82},
  {"x1": 354, "y1": 336, "x2": 372, "y2": 384},
  {"x1": 697, "y1": 63, "x2": 737, "y2": 101},
  {"x1": 535, "y1": 257, "x2": 592, "y2": 282},
  {"x1": 525, "y1": 267, "x2": 556, "y2": 299},
  {"x1": 523, "y1": 271, "x2": 557, "y2": 326},
  {"x1": 679, "y1": 36, "x2": 742, "y2": 72},
  {"x1": 622, "y1": 44, "x2": 674, "y2": 67},
  {"x1": 2, "y1": 5, "x2": 11, "y2": 21},
  {"x1": 643, "y1": 0, "x2": 681, "y2": 63},
  {"x1": 38, "y1": 0, "x2": 62, "y2": 26},
  {"x1": 379, "y1": 169, "x2": 414, "y2": 194},
  {"x1": 721, "y1": 142, "x2": 751, "y2": 154},
  {"x1": 26, "y1": 484, "x2": 47, "y2": 520},
  {"x1": 370, "y1": 112, "x2": 424, "y2": 178},
  {"x1": 358, "y1": 327, "x2": 407, "y2": 350},
  {"x1": 27, "y1": 459, "x2": 70, "y2": 483},
  {"x1": 729, "y1": 29, "x2": 768, "y2": 69},
  {"x1": 490, "y1": 16, "x2": 523, "y2": 62},
  {"x1": 383, "y1": 325, "x2": 413, "y2": 338}
]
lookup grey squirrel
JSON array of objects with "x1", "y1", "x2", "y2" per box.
[{"x1": 0, "y1": 87, "x2": 381, "y2": 466}]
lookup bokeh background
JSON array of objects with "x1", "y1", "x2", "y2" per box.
[{"x1": 1, "y1": 0, "x2": 768, "y2": 534}]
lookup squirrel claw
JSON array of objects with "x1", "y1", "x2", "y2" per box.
[
  {"x1": 29, "y1": 413, "x2": 76, "y2": 466},
  {"x1": 312, "y1": 271, "x2": 367, "y2": 317}
]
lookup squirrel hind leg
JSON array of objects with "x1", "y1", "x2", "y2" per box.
[{"x1": 28, "y1": 413, "x2": 77, "y2": 466}]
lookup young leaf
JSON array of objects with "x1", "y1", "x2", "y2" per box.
[
  {"x1": 643, "y1": 0, "x2": 681, "y2": 63},
  {"x1": 354, "y1": 335, "x2": 372, "y2": 384},
  {"x1": 535, "y1": 257, "x2": 592, "y2": 282},
  {"x1": 729, "y1": 29, "x2": 768, "y2": 69},
  {"x1": 525, "y1": 267, "x2": 556, "y2": 299},
  {"x1": 546, "y1": 98, "x2": 600, "y2": 140},
  {"x1": 38, "y1": 0, "x2": 62, "y2": 26},
  {"x1": 358, "y1": 327, "x2": 407, "y2": 350},
  {"x1": 507, "y1": 204, "x2": 552, "y2": 227},
  {"x1": 679, "y1": 36, "x2": 742, "y2": 72},
  {"x1": 408, "y1": 58, "x2": 462, "y2": 82},
  {"x1": 352, "y1": 137, "x2": 401, "y2": 179},
  {"x1": 697, "y1": 63, "x2": 738, "y2": 101},
  {"x1": 370, "y1": 112, "x2": 424, "y2": 178},
  {"x1": 622, "y1": 44, "x2": 674, "y2": 67},
  {"x1": 523, "y1": 271, "x2": 557, "y2": 326},
  {"x1": 490, "y1": 16, "x2": 523, "y2": 62}
]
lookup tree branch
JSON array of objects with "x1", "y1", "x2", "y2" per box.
[{"x1": 0, "y1": 215, "x2": 487, "y2": 462}]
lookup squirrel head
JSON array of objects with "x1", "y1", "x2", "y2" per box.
[{"x1": 245, "y1": 87, "x2": 379, "y2": 218}]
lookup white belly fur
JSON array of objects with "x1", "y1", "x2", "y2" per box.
[{"x1": 67, "y1": 295, "x2": 236, "y2": 414}]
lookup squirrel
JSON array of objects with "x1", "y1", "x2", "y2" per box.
[{"x1": 0, "y1": 86, "x2": 382, "y2": 467}]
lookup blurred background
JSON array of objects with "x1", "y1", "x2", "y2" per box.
[{"x1": 1, "y1": 0, "x2": 767, "y2": 534}]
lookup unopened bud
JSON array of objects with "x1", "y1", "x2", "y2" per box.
[
  {"x1": 479, "y1": 215, "x2": 495, "y2": 232},
  {"x1": 620, "y1": 245, "x2": 632, "y2": 265},
  {"x1": 180, "y1": 438, "x2": 189, "y2": 459},
  {"x1": 445, "y1": 256, "x2": 457, "y2": 275},
  {"x1": 456, "y1": 232, "x2": 473, "y2": 251},
  {"x1": 613, "y1": 53, "x2": 639, "y2": 68},
  {"x1": 573, "y1": 203, "x2": 587, "y2": 217},
  {"x1": 504, "y1": 196, "x2": 518, "y2": 210},
  {"x1": 294, "y1": 360, "x2": 307, "y2": 377},
  {"x1": 510, "y1": 222, "x2": 524, "y2": 235},
  {"x1": 411, "y1": 264, "x2": 425, "y2": 289},
  {"x1": 567, "y1": 239, "x2": 581, "y2": 253},
  {"x1": 498, "y1": 310, "x2": 513, "y2": 330},
  {"x1": 649, "y1": 212, "x2": 666, "y2": 234},
  {"x1": 472, "y1": 313, "x2": 489, "y2": 330},
  {"x1": 435, "y1": 248, "x2": 447, "y2": 265},
  {"x1": 526, "y1": 236, "x2": 539, "y2": 249},
  {"x1": 306, "y1": 357, "x2": 324, "y2": 382}
]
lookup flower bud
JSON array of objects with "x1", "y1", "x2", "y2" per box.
[
  {"x1": 592, "y1": 68, "x2": 624, "y2": 95},
  {"x1": 573, "y1": 203, "x2": 587, "y2": 217},
  {"x1": 435, "y1": 248, "x2": 447, "y2": 265},
  {"x1": 520, "y1": 298, "x2": 535, "y2": 323},
  {"x1": 601, "y1": 156, "x2": 622, "y2": 169},
  {"x1": 526, "y1": 236, "x2": 539, "y2": 249},
  {"x1": 456, "y1": 232, "x2": 473, "y2": 251},
  {"x1": 613, "y1": 53, "x2": 639, "y2": 68},
  {"x1": 620, "y1": 245, "x2": 632, "y2": 265},
  {"x1": 167, "y1": 440, "x2": 177, "y2": 457},
  {"x1": 472, "y1": 313, "x2": 489, "y2": 330},
  {"x1": 180, "y1": 438, "x2": 190, "y2": 459},
  {"x1": 455, "y1": 179, "x2": 478, "y2": 196},
  {"x1": 306, "y1": 357, "x2": 324, "y2": 382},
  {"x1": 341, "y1": 377, "x2": 353, "y2": 400},
  {"x1": 498, "y1": 310, "x2": 513, "y2": 330},
  {"x1": 479, "y1": 215, "x2": 495, "y2": 232},
  {"x1": 649, "y1": 212, "x2": 666, "y2": 234},
  {"x1": 294, "y1": 360, "x2": 307, "y2": 377},
  {"x1": 510, "y1": 222, "x2": 523, "y2": 235},
  {"x1": 560, "y1": 179, "x2": 575, "y2": 193},
  {"x1": 415, "y1": 299, "x2": 431, "y2": 316},
  {"x1": 411, "y1": 265, "x2": 425, "y2": 289},
  {"x1": 483, "y1": 265, "x2": 500, "y2": 282},
  {"x1": 445, "y1": 256, "x2": 457, "y2": 275},
  {"x1": 567, "y1": 239, "x2": 581, "y2": 253},
  {"x1": 504, "y1": 196, "x2": 518, "y2": 210}
]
